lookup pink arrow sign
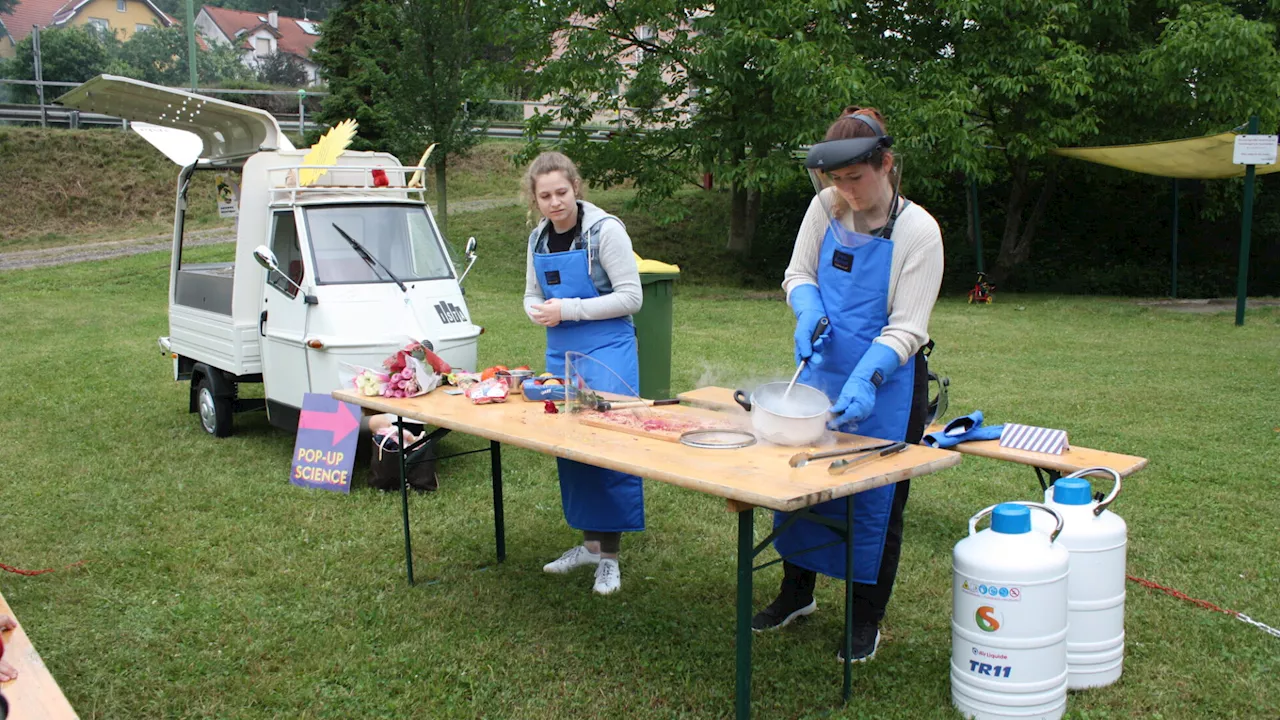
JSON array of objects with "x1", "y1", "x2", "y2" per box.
[{"x1": 299, "y1": 401, "x2": 359, "y2": 446}]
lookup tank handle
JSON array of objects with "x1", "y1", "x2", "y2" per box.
[
  {"x1": 1063, "y1": 466, "x2": 1123, "y2": 517},
  {"x1": 968, "y1": 502, "x2": 1064, "y2": 543}
]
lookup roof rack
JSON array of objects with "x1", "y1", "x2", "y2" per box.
[{"x1": 266, "y1": 164, "x2": 432, "y2": 204}]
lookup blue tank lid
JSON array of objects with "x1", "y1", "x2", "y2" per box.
[
  {"x1": 991, "y1": 503, "x2": 1031, "y2": 534},
  {"x1": 1053, "y1": 478, "x2": 1093, "y2": 505}
]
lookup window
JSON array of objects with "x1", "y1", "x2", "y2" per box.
[
  {"x1": 135, "y1": 23, "x2": 152, "y2": 33},
  {"x1": 86, "y1": 18, "x2": 110, "y2": 34},
  {"x1": 117, "y1": 0, "x2": 126, "y2": 11},
  {"x1": 303, "y1": 205, "x2": 454, "y2": 285},
  {"x1": 256, "y1": 37, "x2": 271, "y2": 56},
  {"x1": 267, "y1": 211, "x2": 303, "y2": 298}
]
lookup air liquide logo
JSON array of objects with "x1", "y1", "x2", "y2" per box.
[
  {"x1": 435, "y1": 301, "x2": 468, "y2": 324},
  {"x1": 975, "y1": 606, "x2": 1002, "y2": 633}
]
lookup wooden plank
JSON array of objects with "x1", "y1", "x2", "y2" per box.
[
  {"x1": 0, "y1": 590, "x2": 78, "y2": 720},
  {"x1": 680, "y1": 386, "x2": 1149, "y2": 478},
  {"x1": 334, "y1": 388, "x2": 962, "y2": 513}
]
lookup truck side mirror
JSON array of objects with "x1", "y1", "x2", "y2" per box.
[
  {"x1": 458, "y1": 236, "x2": 479, "y2": 285},
  {"x1": 253, "y1": 245, "x2": 281, "y2": 272},
  {"x1": 254, "y1": 244, "x2": 306, "y2": 297}
]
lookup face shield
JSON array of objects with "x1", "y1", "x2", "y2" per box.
[{"x1": 804, "y1": 133, "x2": 903, "y2": 247}]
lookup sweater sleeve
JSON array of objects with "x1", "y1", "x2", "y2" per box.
[
  {"x1": 523, "y1": 240, "x2": 545, "y2": 323},
  {"x1": 559, "y1": 219, "x2": 643, "y2": 322},
  {"x1": 876, "y1": 207, "x2": 944, "y2": 364},
  {"x1": 781, "y1": 194, "x2": 828, "y2": 302}
]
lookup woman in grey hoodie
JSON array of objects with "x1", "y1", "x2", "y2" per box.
[{"x1": 522, "y1": 152, "x2": 644, "y2": 596}]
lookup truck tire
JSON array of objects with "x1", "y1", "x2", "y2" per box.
[{"x1": 195, "y1": 375, "x2": 233, "y2": 437}]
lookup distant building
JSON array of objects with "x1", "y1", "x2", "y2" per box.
[
  {"x1": 194, "y1": 5, "x2": 321, "y2": 85},
  {"x1": 0, "y1": 0, "x2": 174, "y2": 59}
]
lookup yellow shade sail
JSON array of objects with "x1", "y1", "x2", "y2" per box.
[{"x1": 1052, "y1": 132, "x2": 1280, "y2": 180}]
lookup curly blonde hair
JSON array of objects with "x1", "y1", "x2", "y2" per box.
[{"x1": 522, "y1": 151, "x2": 585, "y2": 226}]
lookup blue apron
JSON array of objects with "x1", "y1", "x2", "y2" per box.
[
  {"x1": 534, "y1": 243, "x2": 645, "y2": 533},
  {"x1": 773, "y1": 214, "x2": 916, "y2": 583}
]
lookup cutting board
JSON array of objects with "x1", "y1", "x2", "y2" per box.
[{"x1": 577, "y1": 407, "x2": 741, "y2": 443}]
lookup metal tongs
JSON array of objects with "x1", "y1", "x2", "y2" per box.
[
  {"x1": 788, "y1": 441, "x2": 898, "y2": 468},
  {"x1": 827, "y1": 441, "x2": 909, "y2": 475}
]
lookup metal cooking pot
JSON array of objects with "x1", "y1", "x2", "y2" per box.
[{"x1": 733, "y1": 382, "x2": 832, "y2": 446}]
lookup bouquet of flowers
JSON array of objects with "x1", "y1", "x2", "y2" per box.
[{"x1": 346, "y1": 341, "x2": 452, "y2": 398}]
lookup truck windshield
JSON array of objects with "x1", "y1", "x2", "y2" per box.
[{"x1": 303, "y1": 204, "x2": 454, "y2": 285}]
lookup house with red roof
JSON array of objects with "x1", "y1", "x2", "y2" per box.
[
  {"x1": 0, "y1": 0, "x2": 173, "y2": 58},
  {"x1": 194, "y1": 5, "x2": 321, "y2": 85}
]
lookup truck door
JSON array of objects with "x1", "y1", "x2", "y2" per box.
[{"x1": 260, "y1": 209, "x2": 311, "y2": 420}]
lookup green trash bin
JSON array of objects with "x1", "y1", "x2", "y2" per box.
[{"x1": 633, "y1": 269, "x2": 679, "y2": 399}]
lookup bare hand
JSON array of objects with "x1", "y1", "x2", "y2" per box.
[{"x1": 530, "y1": 298, "x2": 564, "y2": 327}]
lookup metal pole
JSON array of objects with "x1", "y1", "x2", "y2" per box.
[
  {"x1": 735, "y1": 507, "x2": 753, "y2": 720},
  {"x1": 970, "y1": 178, "x2": 984, "y2": 273},
  {"x1": 32, "y1": 26, "x2": 46, "y2": 128},
  {"x1": 1171, "y1": 178, "x2": 1179, "y2": 299},
  {"x1": 399, "y1": 420, "x2": 415, "y2": 586},
  {"x1": 490, "y1": 441, "x2": 505, "y2": 563},
  {"x1": 297, "y1": 88, "x2": 306, "y2": 138},
  {"x1": 1235, "y1": 115, "x2": 1260, "y2": 326},
  {"x1": 185, "y1": 0, "x2": 198, "y2": 91}
]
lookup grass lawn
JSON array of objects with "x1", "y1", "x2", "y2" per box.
[{"x1": 1, "y1": 200, "x2": 1278, "y2": 719}]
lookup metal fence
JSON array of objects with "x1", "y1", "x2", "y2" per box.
[{"x1": 0, "y1": 78, "x2": 633, "y2": 139}]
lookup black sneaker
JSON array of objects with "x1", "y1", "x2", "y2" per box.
[
  {"x1": 751, "y1": 595, "x2": 817, "y2": 632},
  {"x1": 836, "y1": 623, "x2": 881, "y2": 663}
]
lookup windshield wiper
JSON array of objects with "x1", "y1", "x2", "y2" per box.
[{"x1": 331, "y1": 223, "x2": 407, "y2": 292}]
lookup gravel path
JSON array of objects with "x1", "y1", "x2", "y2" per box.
[{"x1": 0, "y1": 197, "x2": 520, "y2": 271}]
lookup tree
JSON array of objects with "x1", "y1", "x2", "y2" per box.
[
  {"x1": 256, "y1": 50, "x2": 309, "y2": 86},
  {"x1": 112, "y1": 25, "x2": 251, "y2": 86},
  {"x1": 1, "y1": 0, "x2": 17, "y2": 16},
  {"x1": 526, "y1": 1, "x2": 864, "y2": 253},
  {"x1": 314, "y1": 0, "x2": 533, "y2": 233},
  {"x1": 2, "y1": 26, "x2": 116, "y2": 103},
  {"x1": 311, "y1": 0, "x2": 402, "y2": 151},
  {"x1": 843, "y1": 0, "x2": 1280, "y2": 284},
  {"x1": 391, "y1": 0, "x2": 522, "y2": 235}
]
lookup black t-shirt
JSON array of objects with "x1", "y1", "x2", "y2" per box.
[{"x1": 546, "y1": 202, "x2": 584, "y2": 253}]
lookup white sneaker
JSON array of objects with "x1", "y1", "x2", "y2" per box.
[
  {"x1": 593, "y1": 558, "x2": 621, "y2": 595},
  {"x1": 543, "y1": 545, "x2": 601, "y2": 574}
]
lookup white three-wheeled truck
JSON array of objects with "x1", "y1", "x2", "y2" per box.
[{"x1": 58, "y1": 76, "x2": 482, "y2": 436}]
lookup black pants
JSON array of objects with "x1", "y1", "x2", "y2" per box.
[{"x1": 784, "y1": 347, "x2": 930, "y2": 624}]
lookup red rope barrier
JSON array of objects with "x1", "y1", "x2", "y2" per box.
[
  {"x1": 0, "y1": 560, "x2": 86, "y2": 577},
  {"x1": 1128, "y1": 574, "x2": 1280, "y2": 639}
]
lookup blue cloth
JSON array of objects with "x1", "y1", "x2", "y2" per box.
[
  {"x1": 534, "y1": 244, "x2": 645, "y2": 533},
  {"x1": 790, "y1": 283, "x2": 829, "y2": 367},
  {"x1": 921, "y1": 411, "x2": 1004, "y2": 448},
  {"x1": 774, "y1": 223, "x2": 915, "y2": 583},
  {"x1": 829, "y1": 342, "x2": 902, "y2": 429}
]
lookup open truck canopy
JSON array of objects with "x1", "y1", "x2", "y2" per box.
[{"x1": 56, "y1": 75, "x2": 294, "y2": 165}]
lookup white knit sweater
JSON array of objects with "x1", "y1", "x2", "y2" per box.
[{"x1": 781, "y1": 190, "x2": 944, "y2": 364}]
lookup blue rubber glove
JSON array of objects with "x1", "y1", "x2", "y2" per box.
[
  {"x1": 791, "y1": 284, "x2": 830, "y2": 367},
  {"x1": 829, "y1": 342, "x2": 902, "y2": 430}
]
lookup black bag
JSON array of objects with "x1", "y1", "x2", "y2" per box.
[{"x1": 369, "y1": 433, "x2": 438, "y2": 492}]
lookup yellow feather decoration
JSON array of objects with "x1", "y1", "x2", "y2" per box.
[
  {"x1": 299, "y1": 119, "x2": 358, "y2": 187},
  {"x1": 407, "y1": 143, "x2": 439, "y2": 189}
]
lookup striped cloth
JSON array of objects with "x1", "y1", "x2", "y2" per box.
[{"x1": 999, "y1": 424, "x2": 1069, "y2": 454}]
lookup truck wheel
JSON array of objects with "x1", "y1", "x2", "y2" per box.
[{"x1": 196, "y1": 375, "x2": 233, "y2": 437}]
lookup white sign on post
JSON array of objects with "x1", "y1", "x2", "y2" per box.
[{"x1": 1232, "y1": 135, "x2": 1278, "y2": 165}]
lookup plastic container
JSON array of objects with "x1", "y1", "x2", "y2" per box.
[
  {"x1": 633, "y1": 269, "x2": 679, "y2": 399},
  {"x1": 952, "y1": 503, "x2": 1070, "y2": 720},
  {"x1": 1033, "y1": 467, "x2": 1128, "y2": 690}
]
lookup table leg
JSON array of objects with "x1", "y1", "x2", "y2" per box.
[
  {"x1": 399, "y1": 418, "x2": 414, "y2": 586},
  {"x1": 736, "y1": 506, "x2": 754, "y2": 720},
  {"x1": 491, "y1": 440, "x2": 506, "y2": 563},
  {"x1": 843, "y1": 494, "x2": 854, "y2": 702}
]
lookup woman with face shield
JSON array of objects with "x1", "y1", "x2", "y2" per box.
[{"x1": 751, "y1": 107, "x2": 944, "y2": 663}]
